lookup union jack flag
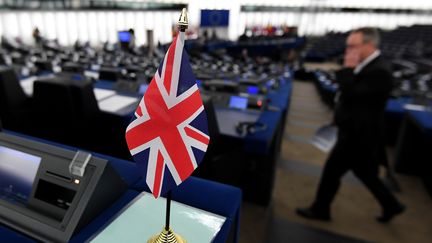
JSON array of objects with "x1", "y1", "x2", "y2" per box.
[{"x1": 125, "y1": 32, "x2": 210, "y2": 198}]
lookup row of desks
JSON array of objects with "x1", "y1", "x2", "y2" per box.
[
  {"x1": 200, "y1": 75, "x2": 292, "y2": 205},
  {"x1": 18, "y1": 71, "x2": 292, "y2": 205},
  {"x1": 20, "y1": 71, "x2": 292, "y2": 160}
]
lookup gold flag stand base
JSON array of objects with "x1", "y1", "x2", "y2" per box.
[{"x1": 147, "y1": 228, "x2": 186, "y2": 243}]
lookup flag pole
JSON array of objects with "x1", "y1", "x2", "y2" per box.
[
  {"x1": 165, "y1": 191, "x2": 172, "y2": 231},
  {"x1": 147, "y1": 8, "x2": 188, "y2": 243},
  {"x1": 164, "y1": 6, "x2": 188, "y2": 233},
  {"x1": 163, "y1": 6, "x2": 187, "y2": 233}
]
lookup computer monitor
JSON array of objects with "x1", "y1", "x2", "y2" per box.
[
  {"x1": 0, "y1": 146, "x2": 41, "y2": 206},
  {"x1": 118, "y1": 31, "x2": 131, "y2": 43},
  {"x1": 247, "y1": 86, "x2": 259, "y2": 95},
  {"x1": 265, "y1": 79, "x2": 275, "y2": 89},
  {"x1": 228, "y1": 96, "x2": 248, "y2": 110}
]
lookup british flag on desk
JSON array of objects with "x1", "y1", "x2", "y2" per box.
[{"x1": 125, "y1": 31, "x2": 210, "y2": 198}]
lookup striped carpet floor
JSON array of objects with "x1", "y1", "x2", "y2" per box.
[{"x1": 239, "y1": 80, "x2": 432, "y2": 243}]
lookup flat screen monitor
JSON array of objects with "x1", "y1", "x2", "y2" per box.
[
  {"x1": 228, "y1": 96, "x2": 248, "y2": 110},
  {"x1": 266, "y1": 79, "x2": 275, "y2": 89},
  {"x1": 247, "y1": 86, "x2": 259, "y2": 95},
  {"x1": 118, "y1": 31, "x2": 131, "y2": 43},
  {"x1": 0, "y1": 146, "x2": 41, "y2": 206}
]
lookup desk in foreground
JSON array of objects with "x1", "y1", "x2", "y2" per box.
[
  {"x1": 0, "y1": 131, "x2": 242, "y2": 243},
  {"x1": 91, "y1": 193, "x2": 225, "y2": 243}
]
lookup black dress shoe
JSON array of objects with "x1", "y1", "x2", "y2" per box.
[
  {"x1": 296, "y1": 207, "x2": 331, "y2": 221},
  {"x1": 376, "y1": 204, "x2": 406, "y2": 223}
]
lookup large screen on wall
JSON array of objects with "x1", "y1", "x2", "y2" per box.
[
  {"x1": 0, "y1": 146, "x2": 41, "y2": 206},
  {"x1": 118, "y1": 31, "x2": 131, "y2": 43},
  {"x1": 200, "y1": 10, "x2": 230, "y2": 27}
]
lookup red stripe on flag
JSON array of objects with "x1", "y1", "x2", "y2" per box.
[
  {"x1": 125, "y1": 118, "x2": 159, "y2": 151},
  {"x1": 170, "y1": 90, "x2": 203, "y2": 124},
  {"x1": 126, "y1": 81, "x2": 166, "y2": 151},
  {"x1": 136, "y1": 105, "x2": 143, "y2": 117},
  {"x1": 163, "y1": 36, "x2": 177, "y2": 94},
  {"x1": 184, "y1": 126, "x2": 210, "y2": 145},
  {"x1": 152, "y1": 151, "x2": 165, "y2": 198},
  {"x1": 161, "y1": 129, "x2": 195, "y2": 181}
]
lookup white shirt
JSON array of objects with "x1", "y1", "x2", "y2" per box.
[{"x1": 354, "y1": 50, "x2": 381, "y2": 74}]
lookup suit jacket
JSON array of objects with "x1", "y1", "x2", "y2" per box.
[{"x1": 334, "y1": 55, "x2": 393, "y2": 137}]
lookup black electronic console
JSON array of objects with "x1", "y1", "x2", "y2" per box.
[
  {"x1": 203, "y1": 90, "x2": 268, "y2": 112},
  {"x1": 0, "y1": 132, "x2": 127, "y2": 242},
  {"x1": 202, "y1": 79, "x2": 239, "y2": 93}
]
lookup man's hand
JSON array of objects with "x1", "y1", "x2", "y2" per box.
[{"x1": 343, "y1": 49, "x2": 360, "y2": 68}]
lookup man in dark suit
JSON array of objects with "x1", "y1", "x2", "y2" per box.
[{"x1": 297, "y1": 28, "x2": 405, "y2": 223}]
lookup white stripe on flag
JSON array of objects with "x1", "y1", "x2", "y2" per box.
[
  {"x1": 154, "y1": 70, "x2": 170, "y2": 103},
  {"x1": 159, "y1": 144, "x2": 182, "y2": 185},
  {"x1": 169, "y1": 32, "x2": 185, "y2": 98},
  {"x1": 126, "y1": 111, "x2": 150, "y2": 132},
  {"x1": 170, "y1": 84, "x2": 198, "y2": 108},
  {"x1": 176, "y1": 105, "x2": 206, "y2": 169},
  {"x1": 145, "y1": 139, "x2": 161, "y2": 192}
]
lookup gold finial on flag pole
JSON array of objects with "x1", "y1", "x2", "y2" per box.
[{"x1": 178, "y1": 8, "x2": 188, "y2": 32}]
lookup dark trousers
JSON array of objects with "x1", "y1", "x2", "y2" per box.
[{"x1": 311, "y1": 128, "x2": 400, "y2": 214}]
